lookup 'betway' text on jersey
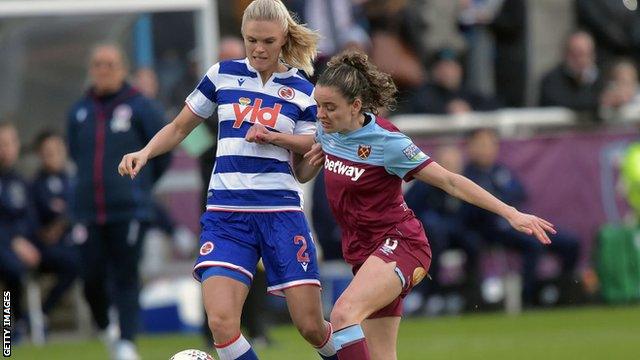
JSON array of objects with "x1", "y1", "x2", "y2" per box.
[
  {"x1": 324, "y1": 159, "x2": 365, "y2": 181},
  {"x1": 185, "y1": 58, "x2": 316, "y2": 211},
  {"x1": 317, "y1": 115, "x2": 432, "y2": 265}
]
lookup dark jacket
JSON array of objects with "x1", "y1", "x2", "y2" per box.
[
  {"x1": 405, "y1": 180, "x2": 464, "y2": 221},
  {"x1": 462, "y1": 162, "x2": 526, "y2": 231},
  {"x1": 538, "y1": 65, "x2": 604, "y2": 112},
  {"x1": 31, "y1": 170, "x2": 73, "y2": 244},
  {"x1": 67, "y1": 83, "x2": 171, "y2": 224},
  {"x1": 0, "y1": 168, "x2": 38, "y2": 247},
  {"x1": 406, "y1": 83, "x2": 501, "y2": 114},
  {"x1": 31, "y1": 170, "x2": 72, "y2": 226}
]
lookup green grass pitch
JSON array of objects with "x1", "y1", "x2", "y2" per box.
[{"x1": 13, "y1": 305, "x2": 640, "y2": 359}]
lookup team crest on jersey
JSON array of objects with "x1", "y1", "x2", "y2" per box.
[
  {"x1": 200, "y1": 241, "x2": 215, "y2": 256},
  {"x1": 278, "y1": 86, "x2": 295, "y2": 100},
  {"x1": 357, "y1": 144, "x2": 372, "y2": 159},
  {"x1": 111, "y1": 104, "x2": 132, "y2": 133}
]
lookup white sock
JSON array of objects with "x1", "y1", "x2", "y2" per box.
[
  {"x1": 215, "y1": 333, "x2": 253, "y2": 360},
  {"x1": 316, "y1": 321, "x2": 337, "y2": 357}
]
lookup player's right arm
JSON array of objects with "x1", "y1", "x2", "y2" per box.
[
  {"x1": 118, "y1": 106, "x2": 202, "y2": 179},
  {"x1": 294, "y1": 142, "x2": 325, "y2": 182}
]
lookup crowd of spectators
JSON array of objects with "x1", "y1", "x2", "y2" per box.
[{"x1": 2, "y1": 0, "x2": 640, "y2": 351}]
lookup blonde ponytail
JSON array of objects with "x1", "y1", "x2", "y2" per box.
[{"x1": 242, "y1": 0, "x2": 319, "y2": 76}]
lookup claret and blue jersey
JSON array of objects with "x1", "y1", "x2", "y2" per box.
[{"x1": 316, "y1": 114, "x2": 433, "y2": 265}]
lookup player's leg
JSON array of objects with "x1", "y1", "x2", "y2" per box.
[
  {"x1": 331, "y1": 256, "x2": 403, "y2": 360},
  {"x1": 333, "y1": 218, "x2": 432, "y2": 360},
  {"x1": 201, "y1": 275, "x2": 257, "y2": 360},
  {"x1": 283, "y1": 285, "x2": 336, "y2": 359},
  {"x1": 260, "y1": 211, "x2": 336, "y2": 359},
  {"x1": 240, "y1": 267, "x2": 271, "y2": 346},
  {"x1": 361, "y1": 317, "x2": 401, "y2": 360},
  {"x1": 194, "y1": 211, "x2": 261, "y2": 360}
]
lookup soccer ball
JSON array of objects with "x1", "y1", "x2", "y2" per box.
[{"x1": 170, "y1": 349, "x2": 215, "y2": 360}]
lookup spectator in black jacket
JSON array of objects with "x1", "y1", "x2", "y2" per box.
[
  {"x1": 405, "y1": 48, "x2": 500, "y2": 115},
  {"x1": 0, "y1": 122, "x2": 40, "y2": 332},
  {"x1": 576, "y1": 0, "x2": 640, "y2": 67},
  {"x1": 539, "y1": 31, "x2": 604, "y2": 114},
  {"x1": 31, "y1": 130, "x2": 80, "y2": 321},
  {"x1": 66, "y1": 43, "x2": 170, "y2": 360},
  {"x1": 462, "y1": 129, "x2": 579, "y2": 305}
]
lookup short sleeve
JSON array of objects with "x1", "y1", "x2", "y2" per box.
[
  {"x1": 383, "y1": 132, "x2": 432, "y2": 181},
  {"x1": 185, "y1": 63, "x2": 220, "y2": 119},
  {"x1": 293, "y1": 104, "x2": 317, "y2": 135}
]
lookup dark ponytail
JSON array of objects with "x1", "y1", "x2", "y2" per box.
[{"x1": 317, "y1": 50, "x2": 397, "y2": 114}]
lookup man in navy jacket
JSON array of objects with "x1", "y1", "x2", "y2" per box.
[
  {"x1": 462, "y1": 129, "x2": 579, "y2": 306},
  {"x1": 67, "y1": 43, "x2": 170, "y2": 360}
]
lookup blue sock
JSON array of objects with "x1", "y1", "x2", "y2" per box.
[
  {"x1": 215, "y1": 333, "x2": 259, "y2": 360},
  {"x1": 333, "y1": 324, "x2": 366, "y2": 350}
]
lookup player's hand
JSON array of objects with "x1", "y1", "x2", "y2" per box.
[
  {"x1": 11, "y1": 237, "x2": 41, "y2": 268},
  {"x1": 506, "y1": 209, "x2": 556, "y2": 245},
  {"x1": 245, "y1": 123, "x2": 275, "y2": 144},
  {"x1": 304, "y1": 142, "x2": 325, "y2": 167},
  {"x1": 118, "y1": 150, "x2": 149, "y2": 179}
]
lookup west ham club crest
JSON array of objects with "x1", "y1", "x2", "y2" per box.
[{"x1": 357, "y1": 144, "x2": 372, "y2": 159}]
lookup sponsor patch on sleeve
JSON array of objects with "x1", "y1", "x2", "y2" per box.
[{"x1": 402, "y1": 144, "x2": 427, "y2": 161}]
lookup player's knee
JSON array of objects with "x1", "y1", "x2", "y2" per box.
[
  {"x1": 292, "y1": 317, "x2": 325, "y2": 345},
  {"x1": 330, "y1": 299, "x2": 359, "y2": 329},
  {"x1": 207, "y1": 312, "x2": 240, "y2": 340}
]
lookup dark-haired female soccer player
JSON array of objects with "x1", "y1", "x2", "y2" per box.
[{"x1": 297, "y1": 51, "x2": 555, "y2": 360}]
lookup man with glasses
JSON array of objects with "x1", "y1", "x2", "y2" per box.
[{"x1": 66, "y1": 44, "x2": 170, "y2": 360}]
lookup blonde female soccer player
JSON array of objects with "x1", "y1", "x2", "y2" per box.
[{"x1": 119, "y1": 1, "x2": 336, "y2": 359}]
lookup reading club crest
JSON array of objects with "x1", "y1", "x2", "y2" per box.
[
  {"x1": 278, "y1": 86, "x2": 295, "y2": 100},
  {"x1": 357, "y1": 144, "x2": 372, "y2": 159},
  {"x1": 200, "y1": 241, "x2": 214, "y2": 256}
]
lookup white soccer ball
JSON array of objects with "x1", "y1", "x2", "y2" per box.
[{"x1": 170, "y1": 349, "x2": 215, "y2": 360}]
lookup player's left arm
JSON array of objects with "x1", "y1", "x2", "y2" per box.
[{"x1": 413, "y1": 163, "x2": 555, "y2": 244}]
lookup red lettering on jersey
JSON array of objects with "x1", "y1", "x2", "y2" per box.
[{"x1": 232, "y1": 97, "x2": 282, "y2": 128}]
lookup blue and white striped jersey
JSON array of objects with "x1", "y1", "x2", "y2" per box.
[{"x1": 186, "y1": 58, "x2": 317, "y2": 211}]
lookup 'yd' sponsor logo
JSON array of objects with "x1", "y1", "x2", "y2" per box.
[{"x1": 232, "y1": 98, "x2": 282, "y2": 128}]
